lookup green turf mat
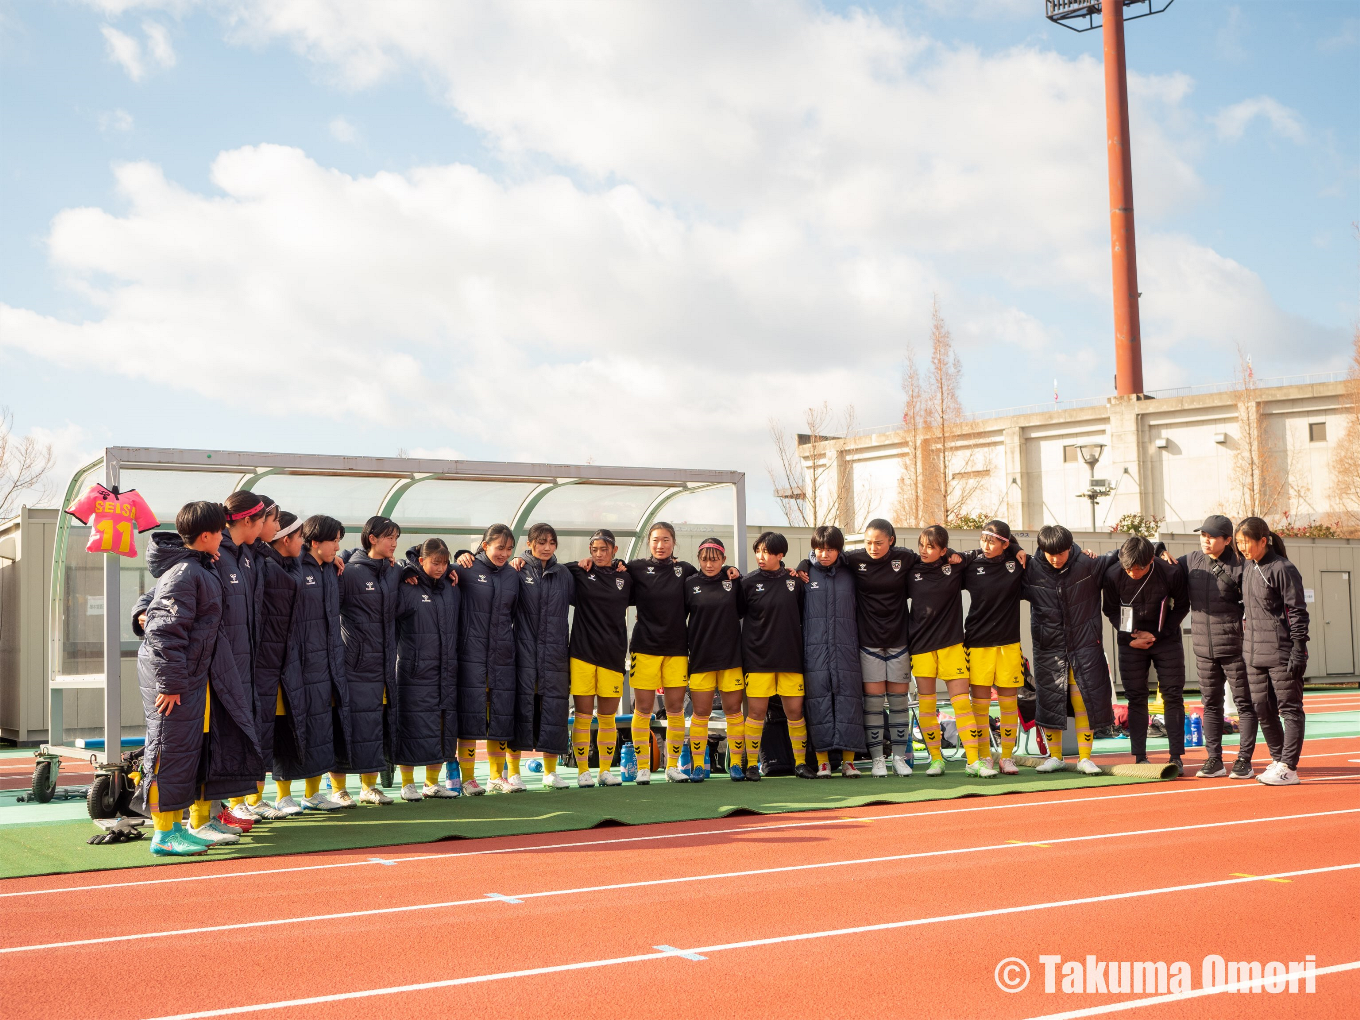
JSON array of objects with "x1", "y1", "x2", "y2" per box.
[{"x1": 0, "y1": 768, "x2": 1159, "y2": 880}]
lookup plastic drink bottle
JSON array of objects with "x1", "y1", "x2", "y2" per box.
[{"x1": 620, "y1": 742, "x2": 638, "y2": 782}]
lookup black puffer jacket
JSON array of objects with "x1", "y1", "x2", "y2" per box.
[
  {"x1": 276, "y1": 550, "x2": 348, "y2": 781},
  {"x1": 338, "y1": 549, "x2": 401, "y2": 773},
  {"x1": 511, "y1": 555, "x2": 575, "y2": 755},
  {"x1": 451, "y1": 551, "x2": 521, "y2": 741},
  {"x1": 203, "y1": 531, "x2": 265, "y2": 799},
  {"x1": 802, "y1": 559, "x2": 867, "y2": 754},
  {"x1": 392, "y1": 548, "x2": 461, "y2": 766},
  {"x1": 1177, "y1": 548, "x2": 1245, "y2": 660},
  {"x1": 251, "y1": 539, "x2": 300, "y2": 770},
  {"x1": 1241, "y1": 549, "x2": 1310, "y2": 670},
  {"x1": 134, "y1": 536, "x2": 230, "y2": 813},
  {"x1": 1022, "y1": 549, "x2": 1115, "y2": 729}
]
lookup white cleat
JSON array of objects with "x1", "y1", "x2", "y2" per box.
[
  {"x1": 229, "y1": 803, "x2": 257, "y2": 824},
  {"x1": 422, "y1": 782, "x2": 458, "y2": 798},
  {"x1": 665, "y1": 766, "x2": 690, "y2": 783},
  {"x1": 400, "y1": 783, "x2": 424, "y2": 802},
  {"x1": 462, "y1": 778, "x2": 486, "y2": 796},
  {"x1": 300, "y1": 792, "x2": 344, "y2": 812},
  {"x1": 871, "y1": 755, "x2": 889, "y2": 778},
  {"x1": 191, "y1": 821, "x2": 239, "y2": 845},
  {"x1": 1035, "y1": 756, "x2": 1067, "y2": 773},
  {"x1": 542, "y1": 771, "x2": 570, "y2": 790},
  {"x1": 1076, "y1": 758, "x2": 1103, "y2": 775},
  {"x1": 966, "y1": 758, "x2": 999, "y2": 778},
  {"x1": 249, "y1": 800, "x2": 287, "y2": 820},
  {"x1": 925, "y1": 758, "x2": 947, "y2": 777},
  {"x1": 273, "y1": 796, "x2": 303, "y2": 817},
  {"x1": 487, "y1": 777, "x2": 511, "y2": 794},
  {"x1": 598, "y1": 769, "x2": 623, "y2": 787},
  {"x1": 577, "y1": 770, "x2": 597, "y2": 788},
  {"x1": 359, "y1": 786, "x2": 393, "y2": 805},
  {"x1": 891, "y1": 754, "x2": 913, "y2": 777},
  {"x1": 997, "y1": 758, "x2": 1020, "y2": 776},
  {"x1": 635, "y1": 768, "x2": 652, "y2": 785},
  {"x1": 506, "y1": 774, "x2": 527, "y2": 793},
  {"x1": 330, "y1": 789, "x2": 357, "y2": 809}
]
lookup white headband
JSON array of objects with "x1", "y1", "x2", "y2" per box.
[{"x1": 272, "y1": 518, "x2": 302, "y2": 543}]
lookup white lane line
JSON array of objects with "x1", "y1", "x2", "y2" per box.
[
  {"x1": 136, "y1": 863, "x2": 1360, "y2": 1020},
  {"x1": 0, "y1": 775, "x2": 1313, "y2": 899},
  {"x1": 653, "y1": 944, "x2": 706, "y2": 961},
  {"x1": 1020, "y1": 961, "x2": 1360, "y2": 1019},
  {"x1": 5, "y1": 807, "x2": 1355, "y2": 956}
]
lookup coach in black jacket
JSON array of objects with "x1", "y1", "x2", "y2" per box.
[
  {"x1": 1165, "y1": 516, "x2": 1254, "y2": 779},
  {"x1": 1101, "y1": 536, "x2": 1190, "y2": 770}
]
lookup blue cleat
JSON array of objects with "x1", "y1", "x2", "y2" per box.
[{"x1": 728, "y1": 764, "x2": 746, "y2": 781}]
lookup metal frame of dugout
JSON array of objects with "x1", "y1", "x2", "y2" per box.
[{"x1": 42, "y1": 446, "x2": 746, "y2": 816}]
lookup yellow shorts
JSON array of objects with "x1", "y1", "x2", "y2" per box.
[
  {"x1": 688, "y1": 668, "x2": 745, "y2": 693},
  {"x1": 745, "y1": 672, "x2": 804, "y2": 698},
  {"x1": 967, "y1": 642, "x2": 1024, "y2": 688},
  {"x1": 630, "y1": 652, "x2": 689, "y2": 690},
  {"x1": 911, "y1": 643, "x2": 969, "y2": 682},
  {"x1": 570, "y1": 658, "x2": 624, "y2": 698}
]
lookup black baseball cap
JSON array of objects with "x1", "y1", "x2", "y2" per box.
[{"x1": 1195, "y1": 514, "x2": 1233, "y2": 539}]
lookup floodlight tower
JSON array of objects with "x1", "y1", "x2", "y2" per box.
[{"x1": 1046, "y1": 1, "x2": 1174, "y2": 397}]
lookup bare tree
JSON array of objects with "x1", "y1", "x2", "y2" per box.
[
  {"x1": 0, "y1": 407, "x2": 54, "y2": 520},
  {"x1": 769, "y1": 403, "x2": 874, "y2": 529},
  {"x1": 892, "y1": 353, "x2": 929, "y2": 527},
  {"x1": 1231, "y1": 346, "x2": 1290, "y2": 520},
  {"x1": 1329, "y1": 326, "x2": 1360, "y2": 533}
]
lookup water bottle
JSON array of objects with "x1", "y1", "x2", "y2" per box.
[
  {"x1": 1183, "y1": 715, "x2": 1193, "y2": 747},
  {"x1": 526, "y1": 757, "x2": 543, "y2": 774},
  {"x1": 1190, "y1": 713, "x2": 1204, "y2": 748},
  {"x1": 620, "y1": 741, "x2": 638, "y2": 782},
  {"x1": 679, "y1": 740, "x2": 692, "y2": 773}
]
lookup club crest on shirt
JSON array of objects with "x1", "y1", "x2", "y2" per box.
[
  {"x1": 615, "y1": 577, "x2": 625, "y2": 590},
  {"x1": 674, "y1": 565, "x2": 683, "y2": 577},
  {"x1": 722, "y1": 580, "x2": 732, "y2": 591},
  {"x1": 1006, "y1": 561, "x2": 1016, "y2": 573},
  {"x1": 786, "y1": 578, "x2": 796, "y2": 591},
  {"x1": 891, "y1": 559, "x2": 901, "y2": 572},
  {"x1": 943, "y1": 564, "x2": 952, "y2": 576}
]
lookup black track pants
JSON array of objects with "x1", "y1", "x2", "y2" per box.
[
  {"x1": 1246, "y1": 664, "x2": 1305, "y2": 770},
  {"x1": 1194, "y1": 655, "x2": 1252, "y2": 760},
  {"x1": 1119, "y1": 639, "x2": 1187, "y2": 759}
]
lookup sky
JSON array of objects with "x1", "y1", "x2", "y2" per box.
[{"x1": 1, "y1": 0, "x2": 1356, "y2": 523}]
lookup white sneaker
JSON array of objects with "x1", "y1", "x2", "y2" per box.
[
  {"x1": 191, "y1": 821, "x2": 239, "y2": 845},
  {"x1": 577, "y1": 770, "x2": 596, "y2": 788},
  {"x1": 998, "y1": 758, "x2": 1019, "y2": 775},
  {"x1": 816, "y1": 761, "x2": 833, "y2": 778},
  {"x1": 598, "y1": 769, "x2": 623, "y2": 786},
  {"x1": 359, "y1": 786, "x2": 393, "y2": 805},
  {"x1": 301, "y1": 792, "x2": 343, "y2": 812},
  {"x1": 635, "y1": 768, "x2": 652, "y2": 785},
  {"x1": 665, "y1": 766, "x2": 690, "y2": 783},
  {"x1": 274, "y1": 796, "x2": 303, "y2": 817},
  {"x1": 871, "y1": 755, "x2": 889, "y2": 777},
  {"x1": 423, "y1": 782, "x2": 457, "y2": 798},
  {"x1": 542, "y1": 771, "x2": 570, "y2": 790},
  {"x1": 1259, "y1": 764, "x2": 1299, "y2": 786},
  {"x1": 1076, "y1": 758, "x2": 1103, "y2": 775},
  {"x1": 229, "y1": 803, "x2": 256, "y2": 823},
  {"x1": 891, "y1": 754, "x2": 913, "y2": 777},
  {"x1": 507, "y1": 774, "x2": 527, "y2": 792},
  {"x1": 330, "y1": 789, "x2": 357, "y2": 808},
  {"x1": 400, "y1": 783, "x2": 423, "y2": 802},
  {"x1": 462, "y1": 778, "x2": 486, "y2": 796},
  {"x1": 1035, "y1": 756, "x2": 1066, "y2": 773}
]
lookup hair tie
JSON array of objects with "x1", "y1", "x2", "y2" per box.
[
  {"x1": 272, "y1": 518, "x2": 302, "y2": 542},
  {"x1": 226, "y1": 500, "x2": 264, "y2": 522},
  {"x1": 698, "y1": 540, "x2": 726, "y2": 554}
]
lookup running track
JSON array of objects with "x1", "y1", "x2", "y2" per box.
[{"x1": 1, "y1": 734, "x2": 1357, "y2": 1019}]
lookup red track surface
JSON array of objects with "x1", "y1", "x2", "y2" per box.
[{"x1": 2, "y1": 737, "x2": 1357, "y2": 1020}]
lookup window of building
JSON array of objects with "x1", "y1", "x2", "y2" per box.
[
  {"x1": 1063, "y1": 445, "x2": 1078, "y2": 463},
  {"x1": 1309, "y1": 422, "x2": 1327, "y2": 443}
]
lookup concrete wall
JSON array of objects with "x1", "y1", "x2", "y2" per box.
[{"x1": 0, "y1": 508, "x2": 58, "y2": 744}]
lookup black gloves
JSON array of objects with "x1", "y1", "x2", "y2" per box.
[{"x1": 1287, "y1": 640, "x2": 1308, "y2": 682}]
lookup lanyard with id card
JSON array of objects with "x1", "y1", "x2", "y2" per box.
[{"x1": 1120, "y1": 570, "x2": 1153, "y2": 633}]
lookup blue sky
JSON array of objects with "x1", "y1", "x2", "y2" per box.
[{"x1": 1, "y1": 0, "x2": 1356, "y2": 521}]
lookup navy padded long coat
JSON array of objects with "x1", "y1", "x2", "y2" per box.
[
  {"x1": 338, "y1": 549, "x2": 401, "y2": 773},
  {"x1": 392, "y1": 548, "x2": 461, "y2": 766},
  {"x1": 511, "y1": 555, "x2": 574, "y2": 756},
  {"x1": 1022, "y1": 549, "x2": 1116, "y2": 730},
  {"x1": 802, "y1": 559, "x2": 868, "y2": 754},
  {"x1": 250, "y1": 539, "x2": 299, "y2": 772},
  {"x1": 451, "y1": 551, "x2": 520, "y2": 741}
]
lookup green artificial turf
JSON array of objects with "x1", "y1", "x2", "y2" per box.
[{"x1": 0, "y1": 766, "x2": 1159, "y2": 880}]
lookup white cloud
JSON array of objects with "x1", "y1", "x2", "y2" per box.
[
  {"x1": 142, "y1": 20, "x2": 177, "y2": 69},
  {"x1": 98, "y1": 108, "x2": 135, "y2": 132},
  {"x1": 1212, "y1": 96, "x2": 1306, "y2": 143},
  {"x1": 328, "y1": 116, "x2": 358, "y2": 143},
  {"x1": 101, "y1": 25, "x2": 145, "y2": 80}
]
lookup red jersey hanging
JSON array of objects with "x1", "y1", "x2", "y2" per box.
[{"x1": 65, "y1": 484, "x2": 160, "y2": 559}]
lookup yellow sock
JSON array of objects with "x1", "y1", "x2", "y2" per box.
[
  {"x1": 276, "y1": 779, "x2": 292, "y2": 801},
  {"x1": 1069, "y1": 683, "x2": 1093, "y2": 760},
  {"x1": 918, "y1": 694, "x2": 942, "y2": 760},
  {"x1": 665, "y1": 712, "x2": 685, "y2": 769},
  {"x1": 543, "y1": 754, "x2": 558, "y2": 776},
  {"x1": 246, "y1": 781, "x2": 264, "y2": 806},
  {"x1": 597, "y1": 715, "x2": 618, "y2": 772},
  {"x1": 725, "y1": 714, "x2": 745, "y2": 766},
  {"x1": 329, "y1": 772, "x2": 347, "y2": 794},
  {"x1": 304, "y1": 775, "x2": 322, "y2": 798},
  {"x1": 400, "y1": 766, "x2": 414, "y2": 786},
  {"x1": 360, "y1": 772, "x2": 379, "y2": 790},
  {"x1": 815, "y1": 750, "x2": 829, "y2": 769},
  {"x1": 689, "y1": 715, "x2": 710, "y2": 767},
  {"x1": 228, "y1": 796, "x2": 246, "y2": 809},
  {"x1": 458, "y1": 740, "x2": 477, "y2": 782},
  {"x1": 949, "y1": 694, "x2": 978, "y2": 764},
  {"x1": 998, "y1": 696, "x2": 1019, "y2": 760},
  {"x1": 488, "y1": 741, "x2": 507, "y2": 781},
  {"x1": 1044, "y1": 729, "x2": 1064, "y2": 760},
  {"x1": 572, "y1": 716, "x2": 593, "y2": 770},
  {"x1": 507, "y1": 750, "x2": 521, "y2": 778},
  {"x1": 189, "y1": 799, "x2": 212, "y2": 829},
  {"x1": 746, "y1": 717, "x2": 765, "y2": 762},
  {"x1": 425, "y1": 765, "x2": 441, "y2": 786},
  {"x1": 631, "y1": 714, "x2": 651, "y2": 770},
  {"x1": 149, "y1": 784, "x2": 175, "y2": 833},
  {"x1": 971, "y1": 696, "x2": 993, "y2": 761},
  {"x1": 788, "y1": 717, "x2": 808, "y2": 760}
]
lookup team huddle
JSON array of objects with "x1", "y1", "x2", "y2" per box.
[{"x1": 132, "y1": 494, "x2": 1311, "y2": 857}]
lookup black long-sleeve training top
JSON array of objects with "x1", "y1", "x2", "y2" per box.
[
  {"x1": 684, "y1": 569, "x2": 745, "y2": 673},
  {"x1": 626, "y1": 557, "x2": 697, "y2": 657},
  {"x1": 962, "y1": 546, "x2": 1025, "y2": 648},
  {"x1": 1100, "y1": 557, "x2": 1189, "y2": 646},
  {"x1": 566, "y1": 562, "x2": 632, "y2": 672},
  {"x1": 740, "y1": 568, "x2": 804, "y2": 674},
  {"x1": 906, "y1": 554, "x2": 966, "y2": 655},
  {"x1": 842, "y1": 546, "x2": 918, "y2": 649}
]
